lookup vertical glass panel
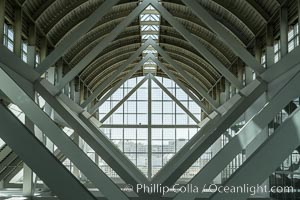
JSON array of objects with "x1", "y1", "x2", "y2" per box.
[
  {"x1": 8, "y1": 29, "x2": 13, "y2": 40},
  {"x1": 8, "y1": 41, "x2": 13, "y2": 51},
  {"x1": 152, "y1": 89, "x2": 162, "y2": 100},
  {"x1": 163, "y1": 129, "x2": 175, "y2": 139},
  {"x1": 152, "y1": 128, "x2": 162, "y2": 139},
  {"x1": 176, "y1": 114, "x2": 188, "y2": 124},
  {"x1": 152, "y1": 154, "x2": 162, "y2": 167},
  {"x1": 163, "y1": 114, "x2": 174, "y2": 125},
  {"x1": 152, "y1": 101, "x2": 162, "y2": 113},
  {"x1": 124, "y1": 128, "x2": 136, "y2": 139},
  {"x1": 124, "y1": 140, "x2": 137, "y2": 152},
  {"x1": 137, "y1": 89, "x2": 147, "y2": 100},
  {"x1": 152, "y1": 140, "x2": 162, "y2": 152},
  {"x1": 112, "y1": 114, "x2": 122, "y2": 124},
  {"x1": 127, "y1": 101, "x2": 137, "y2": 113},
  {"x1": 137, "y1": 140, "x2": 148, "y2": 152},
  {"x1": 137, "y1": 101, "x2": 147, "y2": 113},
  {"x1": 163, "y1": 101, "x2": 174, "y2": 113},
  {"x1": 137, "y1": 114, "x2": 147, "y2": 124},
  {"x1": 137, "y1": 128, "x2": 148, "y2": 139},
  {"x1": 137, "y1": 153, "x2": 148, "y2": 167},
  {"x1": 152, "y1": 114, "x2": 162, "y2": 124},
  {"x1": 111, "y1": 128, "x2": 123, "y2": 139},
  {"x1": 177, "y1": 128, "x2": 189, "y2": 139},
  {"x1": 163, "y1": 140, "x2": 175, "y2": 153}
]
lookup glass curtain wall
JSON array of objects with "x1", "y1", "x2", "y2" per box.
[{"x1": 96, "y1": 76, "x2": 205, "y2": 180}]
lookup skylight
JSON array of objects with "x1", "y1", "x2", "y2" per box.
[{"x1": 140, "y1": 4, "x2": 161, "y2": 75}]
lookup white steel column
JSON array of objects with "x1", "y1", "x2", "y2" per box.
[
  {"x1": 13, "y1": 6, "x2": 22, "y2": 57},
  {"x1": 148, "y1": 74, "x2": 152, "y2": 179},
  {"x1": 266, "y1": 24, "x2": 275, "y2": 67},
  {"x1": 280, "y1": 5, "x2": 288, "y2": 58},
  {"x1": 0, "y1": 0, "x2": 5, "y2": 43},
  {"x1": 22, "y1": 24, "x2": 36, "y2": 197},
  {"x1": 245, "y1": 44, "x2": 268, "y2": 160}
]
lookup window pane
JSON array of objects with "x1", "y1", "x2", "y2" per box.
[
  {"x1": 152, "y1": 128, "x2": 162, "y2": 139},
  {"x1": 152, "y1": 140, "x2": 162, "y2": 152},
  {"x1": 124, "y1": 140, "x2": 136, "y2": 152},
  {"x1": 137, "y1": 114, "x2": 147, "y2": 124},
  {"x1": 152, "y1": 89, "x2": 162, "y2": 100},
  {"x1": 163, "y1": 129, "x2": 175, "y2": 139},
  {"x1": 112, "y1": 114, "x2": 122, "y2": 124},
  {"x1": 111, "y1": 129, "x2": 123, "y2": 139},
  {"x1": 137, "y1": 140, "x2": 148, "y2": 152},
  {"x1": 8, "y1": 29, "x2": 13, "y2": 40},
  {"x1": 152, "y1": 154, "x2": 162, "y2": 167},
  {"x1": 125, "y1": 114, "x2": 136, "y2": 124},
  {"x1": 126, "y1": 101, "x2": 136, "y2": 113},
  {"x1": 177, "y1": 128, "x2": 189, "y2": 139},
  {"x1": 163, "y1": 114, "x2": 174, "y2": 125},
  {"x1": 137, "y1": 101, "x2": 147, "y2": 113},
  {"x1": 137, "y1": 89, "x2": 147, "y2": 100},
  {"x1": 124, "y1": 129, "x2": 136, "y2": 139},
  {"x1": 163, "y1": 140, "x2": 175, "y2": 152},
  {"x1": 152, "y1": 101, "x2": 162, "y2": 113},
  {"x1": 137, "y1": 153, "x2": 148, "y2": 166},
  {"x1": 96, "y1": 77, "x2": 209, "y2": 178},
  {"x1": 163, "y1": 101, "x2": 174, "y2": 113},
  {"x1": 176, "y1": 114, "x2": 188, "y2": 124},
  {"x1": 8, "y1": 41, "x2": 13, "y2": 51},
  {"x1": 152, "y1": 114, "x2": 162, "y2": 124}
]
